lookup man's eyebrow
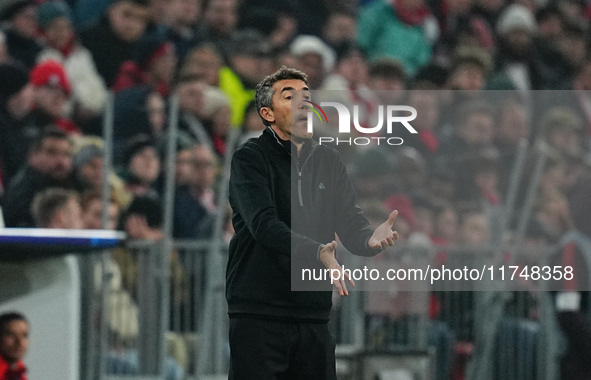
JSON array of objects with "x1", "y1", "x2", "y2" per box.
[{"x1": 280, "y1": 86, "x2": 310, "y2": 93}]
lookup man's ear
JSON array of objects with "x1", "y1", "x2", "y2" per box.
[{"x1": 260, "y1": 106, "x2": 274, "y2": 126}]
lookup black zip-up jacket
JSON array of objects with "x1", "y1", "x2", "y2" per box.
[{"x1": 227, "y1": 127, "x2": 377, "y2": 321}]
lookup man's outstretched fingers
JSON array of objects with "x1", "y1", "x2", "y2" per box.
[
  {"x1": 344, "y1": 269, "x2": 356, "y2": 288},
  {"x1": 387, "y1": 209, "x2": 399, "y2": 226}
]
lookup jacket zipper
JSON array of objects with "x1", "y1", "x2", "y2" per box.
[{"x1": 296, "y1": 149, "x2": 315, "y2": 207}]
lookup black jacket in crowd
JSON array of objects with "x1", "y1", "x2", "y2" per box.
[{"x1": 227, "y1": 127, "x2": 377, "y2": 322}]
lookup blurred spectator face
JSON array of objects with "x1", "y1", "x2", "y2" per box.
[
  {"x1": 150, "y1": 47, "x2": 177, "y2": 85},
  {"x1": 129, "y1": 146, "x2": 160, "y2": 184},
  {"x1": 175, "y1": 148, "x2": 193, "y2": 186},
  {"x1": 7, "y1": 84, "x2": 34, "y2": 120},
  {"x1": 475, "y1": 169, "x2": 498, "y2": 194},
  {"x1": 243, "y1": 105, "x2": 264, "y2": 132},
  {"x1": 559, "y1": 33, "x2": 587, "y2": 70},
  {"x1": 538, "y1": 13, "x2": 563, "y2": 40},
  {"x1": 557, "y1": 0, "x2": 584, "y2": 22},
  {"x1": 183, "y1": 46, "x2": 223, "y2": 86},
  {"x1": 11, "y1": 5, "x2": 38, "y2": 38},
  {"x1": 0, "y1": 319, "x2": 29, "y2": 364},
  {"x1": 171, "y1": 0, "x2": 200, "y2": 27},
  {"x1": 189, "y1": 145, "x2": 216, "y2": 192},
  {"x1": 269, "y1": 13, "x2": 298, "y2": 48},
  {"x1": 44, "y1": 17, "x2": 74, "y2": 50},
  {"x1": 458, "y1": 111, "x2": 494, "y2": 145},
  {"x1": 504, "y1": 29, "x2": 533, "y2": 56},
  {"x1": 83, "y1": 198, "x2": 119, "y2": 229},
  {"x1": 323, "y1": 13, "x2": 357, "y2": 46},
  {"x1": 297, "y1": 53, "x2": 324, "y2": 89},
  {"x1": 30, "y1": 137, "x2": 72, "y2": 181},
  {"x1": 177, "y1": 79, "x2": 205, "y2": 116},
  {"x1": 149, "y1": 0, "x2": 171, "y2": 24},
  {"x1": 147, "y1": 92, "x2": 166, "y2": 135},
  {"x1": 435, "y1": 208, "x2": 458, "y2": 242},
  {"x1": 415, "y1": 207, "x2": 434, "y2": 236},
  {"x1": 231, "y1": 54, "x2": 273, "y2": 86},
  {"x1": 125, "y1": 214, "x2": 163, "y2": 240},
  {"x1": 34, "y1": 85, "x2": 67, "y2": 118},
  {"x1": 458, "y1": 213, "x2": 489, "y2": 247},
  {"x1": 59, "y1": 196, "x2": 84, "y2": 229},
  {"x1": 549, "y1": 128, "x2": 582, "y2": 157},
  {"x1": 338, "y1": 51, "x2": 368, "y2": 86},
  {"x1": 211, "y1": 104, "x2": 232, "y2": 136},
  {"x1": 407, "y1": 92, "x2": 439, "y2": 131},
  {"x1": 108, "y1": 1, "x2": 150, "y2": 43},
  {"x1": 541, "y1": 162, "x2": 567, "y2": 191},
  {"x1": 203, "y1": 0, "x2": 237, "y2": 37},
  {"x1": 79, "y1": 157, "x2": 103, "y2": 190},
  {"x1": 535, "y1": 190, "x2": 571, "y2": 236},
  {"x1": 496, "y1": 102, "x2": 529, "y2": 144},
  {"x1": 448, "y1": 63, "x2": 486, "y2": 91},
  {"x1": 394, "y1": 216, "x2": 412, "y2": 241}
]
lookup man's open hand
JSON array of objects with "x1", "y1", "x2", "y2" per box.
[
  {"x1": 318, "y1": 240, "x2": 355, "y2": 296},
  {"x1": 368, "y1": 210, "x2": 399, "y2": 250}
]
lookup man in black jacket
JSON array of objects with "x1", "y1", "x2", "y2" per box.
[
  {"x1": 227, "y1": 66, "x2": 398, "y2": 379},
  {"x1": 3, "y1": 126, "x2": 73, "y2": 227}
]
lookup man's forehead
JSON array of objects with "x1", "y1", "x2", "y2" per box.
[{"x1": 272, "y1": 79, "x2": 309, "y2": 93}]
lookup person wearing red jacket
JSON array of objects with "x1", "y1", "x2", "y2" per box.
[{"x1": 0, "y1": 312, "x2": 29, "y2": 380}]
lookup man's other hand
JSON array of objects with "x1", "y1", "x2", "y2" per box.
[
  {"x1": 318, "y1": 240, "x2": 355, "y2": 296},
  {"x1": 368, "y1": 210, "x2": 399, "y2": 250}
]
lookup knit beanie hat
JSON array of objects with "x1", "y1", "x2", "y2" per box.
[
  {"x1": 30, "y1": 60, "x2": 72, "y2": 95},
  {"x1": 73, "y1": 144, "x2": 103, "y2": 170},
  {"x1": 497, "y1": 4, "x2": 537, "y2": 35},
  {"x1": 123, "y1": 134, "x2": 156, "y2": 165},
  {"x1": 37, "y1": 0, "x2": 71, "y2": 30}
]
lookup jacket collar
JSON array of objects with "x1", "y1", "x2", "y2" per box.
[
  {"x1": 263, "y1": 127, "x2": 290, "y2": 155},
  {"x1": 262, "y1": 126, "x2": 318, "y2": 159}
]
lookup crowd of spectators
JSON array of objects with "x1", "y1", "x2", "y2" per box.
[
  {"x1": 0, "y1": 0, "x2": 588, "y2": 241},
  {"x1": 0, "y1": 0, "x2": 591, "y2": 378}
]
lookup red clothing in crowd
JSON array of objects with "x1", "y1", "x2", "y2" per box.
[{"x1": 0, "y1": 355, "x2": 27, "y2": 380}]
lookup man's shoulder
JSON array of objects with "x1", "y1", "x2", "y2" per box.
[
  {"x1": 235, "y1": 135, "x2": 265, "y2": 154},
  {"x1": 232, "y1": 135, "x2": 271, "y2": 165}
]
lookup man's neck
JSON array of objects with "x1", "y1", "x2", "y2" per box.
[{"x1": 292, "y1": 140, "x2": 304, "y2": 155}]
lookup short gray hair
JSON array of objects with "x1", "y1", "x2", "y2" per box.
[{"x1": 254, "y1": 66, "x2": 308, "y2": 127}]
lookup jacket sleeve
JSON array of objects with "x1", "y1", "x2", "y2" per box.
[
  {"x1": 229, "y1": 146, "x2": 321, "y2": 260},
  {"x1": 332, "y1": 153, "x2": 376, "y2": 257}
]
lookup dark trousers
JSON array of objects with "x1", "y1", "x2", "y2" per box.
[{"x1": 228, "y1": 317, "x2": 337, "y2": 380}]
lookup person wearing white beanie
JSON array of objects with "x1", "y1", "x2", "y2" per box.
[
  {"x1": 497, "y1": 4, "x2": 537, "y2": 36},
  {"x1": 488, "y1": 4, "x2": 544, "y2": 91},
  {"x1": 290, "y1": 35, "x2": 336, "y2": 89}
]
